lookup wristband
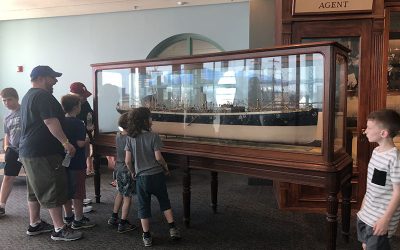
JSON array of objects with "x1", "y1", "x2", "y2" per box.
[{"x1": 62, "y1": 139, "x2": 69, "y2": 147}]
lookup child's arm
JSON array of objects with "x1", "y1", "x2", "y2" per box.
[
  {"x1": 3, "y1": 133, "x2": 9, "y2": 151},
  {"x1": 125, "y1": 150, "x2": 135, "y2": 176},
  {"x1": 155, "y1": 150, "x2": 169, "y2": 175},
  {"x1": 373, "y1": 183, "x2": 400, "y2": 235}
]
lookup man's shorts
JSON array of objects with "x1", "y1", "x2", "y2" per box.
[
  {"x1": 116, "y1": 168, "x2": 135, "y2": 197},
  {"x1": 357, "y1": 217, "x2": 391, "y2": 250},
  {"x1": 20, "y1": 154, "x2": 68, "y2": 208},
  {"x1": 4, "y1": 147, "x2": 23, "y2": 176},
  {"x1": 136, "y1": 172, "x2": 171, "y2": 219},
  {"x1": 66, "y1": 169, "x2": 86, "y2": 200}
]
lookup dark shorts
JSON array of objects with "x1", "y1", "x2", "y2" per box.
[
  {"x1": 66, "y1": 169, "x2": 86, "y2": 200},
  {"x1": 136, "y1": 172, "x2": 171, "y2": 219},
  {"x1": 20, "y1": 154, "x2": 68, "y2": 208},
  {"x1": 357, "y1": 217, "x2": 391, "y2": 250},
  {"x1": 4, "y1": 147, "x2": 23, "y2": 176},
  {"x1": 116, "y1": 168, "x2": 135, "y2": 197}
]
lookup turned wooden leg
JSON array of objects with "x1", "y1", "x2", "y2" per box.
[
  {"x1": 211, "y1": 171, "x2": 218, "y2": 213},
  {"x1": 341, "y1": 179, "x2": 352, "y2": 243},
  {"x1": 327, "y1": 192, "x2": 339, "y2": 250},
  {"x1": 183, "y1": 166, "x2": 191, "y2": 228},
  {"x1": 93, "y1": 154, "x2": 101, "y2": 203}
]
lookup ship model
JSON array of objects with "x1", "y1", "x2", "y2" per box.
[{"x1": 116, "y1": 99, "x2": 320, "y2": 145}]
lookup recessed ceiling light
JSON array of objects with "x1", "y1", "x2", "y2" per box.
[{"x1": 177, "y1": 1, "x2": 188, "y2": 5}]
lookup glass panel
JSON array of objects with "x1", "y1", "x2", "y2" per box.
[
  {"x1": 98, "y1": 53, "x2": 325, "y2": 153},
  {"x1": 334, "y1": 54, "x2": 347, "y2": 152},
  {"x1": 387, "y1": 11, "x2": 400, "y2": 145}
]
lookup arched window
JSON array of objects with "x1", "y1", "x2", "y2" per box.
[{"x1": 147, "y1": 33, "x2": 224, "y2": 59}]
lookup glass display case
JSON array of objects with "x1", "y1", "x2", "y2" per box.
[
  {"x1": 92, "y1": 42, "x2": 352, "y2": 250},
  {"x1": 93, "y1": 42, "x2": 349, "y2": 159}
]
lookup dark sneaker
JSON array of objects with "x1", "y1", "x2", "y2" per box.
[
  {"x1": 0, "y1": 206, "x2": 5, "y2": 217},
  {"x1": 63, "y1": 215, "x2": 74, "y2": 226},
  {"x1": 51, "y1": 226, "x2": 83, "y2": 241},
  {"x1": 169, "y1": 227, "x2": 181, "y2": 240},
  {"x1": 142, "y1": 234, "x2": 153, "y2": 247},
  {"x1": 107, "y1": 216, "x2": 119, "y2": 226},
  {"x1": 71, "y1": 216, "x2": 96, "y2": 230},
  {"x1": 117, "y1": 220, "x2": 137, "y2": 233},
  {"x1": 26, "y1": 220, "x2": 53, "y2": 236}
]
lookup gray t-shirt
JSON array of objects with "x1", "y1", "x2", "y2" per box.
[
  {"x1": 4, "y1": 107, "x2": 21, "y2": 150},
  {"x1": 125, "y1": 131, "x2": 164, "y2": 176},
  {"x1": 115, "y1": 132, "x2": 128, "y2": 171}
]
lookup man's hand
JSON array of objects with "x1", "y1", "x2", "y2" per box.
[
  {"x1": 373, "y1": 217, "x2": 389, "y2": 236},
  {"x1": 64, "y1": 143, "x2": 76, "y2": 157}
]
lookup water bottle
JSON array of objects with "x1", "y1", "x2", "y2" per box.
[{"x1": 62, "y1": 154, "x2": 72, "y2": 167}]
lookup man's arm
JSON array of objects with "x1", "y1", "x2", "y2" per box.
[
  {"x1": 373, "y1": 183, "x2": 400, "y2": 235},
  {"x1": 3, "y1": 134, "x2": 9, "y2": 151},
  {"x1": 43, "y1": 117, "x2": 76, "y2": 156}
]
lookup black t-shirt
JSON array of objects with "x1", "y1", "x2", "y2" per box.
[
  {"x1": 19, "y1": 88, "x2": 65, "y2": 157},
  {"x1": 77, "y1": 101, "x2": 94, "y2": 126},
  {"x1": 63, "y1": 117, "x2": 86, "y2": 170}
]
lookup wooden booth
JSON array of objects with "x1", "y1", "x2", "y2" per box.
[
  {"x1": 275, "y1": 0, "x2": 400, "y2": 211},
  {"x1": 91, "y1": 42, "x2": 352, "y2": 250}
]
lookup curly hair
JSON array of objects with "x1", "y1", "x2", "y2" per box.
[
  {"x1": 127, "y1": 107, "x2": 151, "y2": 138},
  {"x1": 118, "y1": 112, "x2": 129, "y2": 130}
]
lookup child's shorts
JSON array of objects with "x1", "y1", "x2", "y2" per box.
[
  {"x1": 4, "y1": 147, "x2": 23, "y2": 176},
  {"x1": 136, "y1": 172, "x2": 171, "y2": 219},
  {"x1": 66, "y1": 169, "x2": 86, "y2": 200},
  {"x1": 357, "y1": 217, "x2": 391, "y2": 250},
  {"x1": 116, "y1": 169, "x2": 135, "y2": 197}
]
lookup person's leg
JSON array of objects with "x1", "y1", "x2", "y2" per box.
[
  {"x1": 163, "y1": 209, "x2": 174, "y2": 223},
  {"x1": 73, "y1": 199, "x2": 83, "y2": 220},
  {"x1": 0, "y1": 175, "x2": 16, "y2": 207},
  {"x1": 113, "y1": 193, "x2": 123, "y2": 213},
  {"x1": 141, "y1": 218, "x2": 150, "y2": 232},
  {"x1": 28, "y1": 201, "x2": 41, "y2": 225},
  {"x1": 121, "y1": 196, "x2": 131, "y2": 220},
  {"x1": 63, "y1": 199, "x2": 73, "y2": 217},
  {"x1": 48, "y1": 206, "x2": 65, "y2": 229}
]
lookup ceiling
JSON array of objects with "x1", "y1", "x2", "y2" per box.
[{"x1": 0, "y1": 0, "x2": 248, "y2": 21}]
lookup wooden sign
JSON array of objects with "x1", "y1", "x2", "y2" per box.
[{"x1": 293, "y1": 0, "x2": 374, "y2": 15}]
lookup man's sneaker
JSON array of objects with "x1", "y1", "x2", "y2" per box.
[
  {"x1": 71, "y1": 216, "x2": 96, "y2": 230},
  {"x1": 63, "y1": 215, "x2": 74, "y2": 226},
  {"x1": 117, "y1": 220, "x2": 137, "y2": 233},
  {"x1": 0, "y1": 206, "x2": 5, "y2": 217},
  {"x1": 142, "y1": 234, "x2": 153, "y2": 247},
  {"x1": 169, "y1": 227, "x2": 181, "y2": 240},
  {"x1": 107, "y1": 216, "x2": 119, "y2": 226},
  {"x1": 26, "y1": 220, "x2": 53, "y2": 236},
  {"x1": 51, "y1": 226, "x2": 83, "y2": 241},
  {"x1": 83, "y1": 198, "x2": 92, "y2": 205}
]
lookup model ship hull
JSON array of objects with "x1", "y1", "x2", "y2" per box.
[{"x1": 119, "y1": 108, "x2": 320, "y2": 144}]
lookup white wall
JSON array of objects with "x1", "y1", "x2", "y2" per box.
[{"x1": 0, "y1": 3, "x2": 250, "y2": 137}]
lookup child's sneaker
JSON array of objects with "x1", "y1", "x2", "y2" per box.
[
  {"x1": 63, "y1": 215, "x2": 74, "y2": 226},
  {"x1": 83, "y1": 198, "x2": 92, "y2": 205},
  {"x1": 142, "y1": 233, "x2": 153, "y2": 247},
  {"x1": 107, "y1": 216, "x2": 119, "y2": 226},
  {"x1": 51, "y1": 226, "x2": 83, "y2": 241},
  {"x1": 169, "y1": 227, "x2": 181, "y2": 240},
  {"x1": 26, "y1": 220, "x2": 53, "y2": 236},
  {"x1": 0, "y1": 206, "x2": 5, "y2": 217},
  {"x1": 117, "y1": 220, "x2": 137, "y2": 233},
  {"x1": 71, "y1": 216, "x2": 96, "y2": 229}
]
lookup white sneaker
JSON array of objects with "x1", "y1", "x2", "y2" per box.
[
  {"x1": 72, "y1": 205, "x2": 93, "y2": 214},
  {"x1": 83, "y1": 198, "x2": 92, "y2": 205},
  {"x1": 83, "y1": 205, "x2": 93, "y2": 213}
]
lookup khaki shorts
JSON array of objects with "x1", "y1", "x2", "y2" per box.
[{"x1": 21, "y1": 154, "x2": 68, "y2": 208}]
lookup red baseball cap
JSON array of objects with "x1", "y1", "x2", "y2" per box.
[{"x1": 70, "y1": 82, "x2": 92, "y2": 98}]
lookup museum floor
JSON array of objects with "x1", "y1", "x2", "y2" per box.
[{"x1": 1, "y1": 166, "x2": 399, "y2": 250}]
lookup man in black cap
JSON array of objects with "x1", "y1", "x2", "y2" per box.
[{"x1": 19, "y1": 65, "x2": 82, "y2": 241}]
